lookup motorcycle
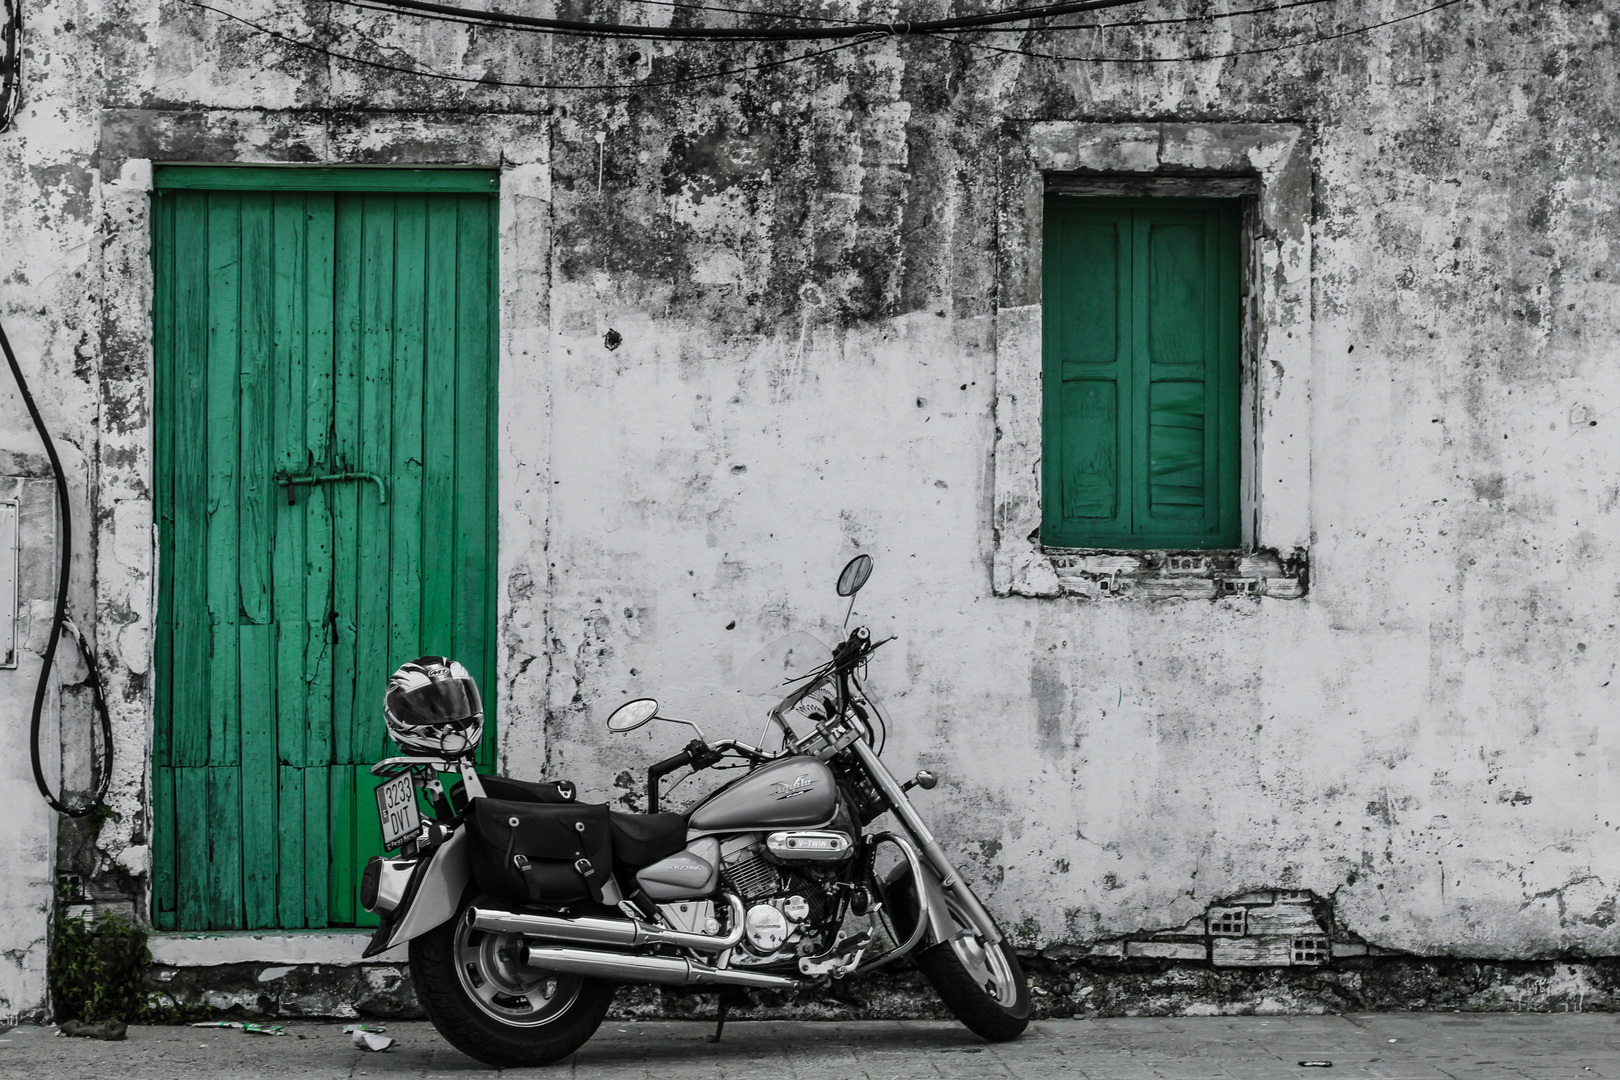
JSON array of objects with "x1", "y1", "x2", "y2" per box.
[{"x1": 358, "y1": 555, "x2": 1029, "y2": 1067}]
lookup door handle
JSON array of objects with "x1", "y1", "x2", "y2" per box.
[{"x1": 276, "y1": 471, "x2": 389, "y2": 506}]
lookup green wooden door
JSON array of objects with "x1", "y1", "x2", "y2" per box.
[
  {"x1": 1042, "y1": 196, "x2": 1241, "y2": 550},
  {"x1": 150, "y1": 167, "x2": 498, "y2": 931}
]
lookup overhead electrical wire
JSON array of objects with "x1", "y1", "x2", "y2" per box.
[
  {"x1": 317, "y1": 0, "x2": 1159, "y2": 41},
  {"x1": 323, "y1": 0, "x2": 1344, "y2": 38},
  {"x1": 603, "y1": 0, "x2": 871, "y2": 25},
  {"x1": 186, "y1": 0, "x2": 1469, "y2": 94},
  {"x1": 325, "y1": 0, "x2": 882, "y2": 34},
  {"x1": 955, "y1": 0, "x2": 1465, "y2": 62},
  {"x1": 183, "y1": 0, "x2": 885, "y2": 90},
  {"x1": 928, "y1": 0, "x2": 1343, "y2": 34}
]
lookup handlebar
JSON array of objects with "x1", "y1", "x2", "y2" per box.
[
  {"x1": 712, "y1": 738, "x2": 773, "y2": 761},
  {"x1": 644, "y1": 736, "x2": 781, "y2": 813},
  {"x1": 646, "y1": 747, "x2": 695, "y2": 814}
]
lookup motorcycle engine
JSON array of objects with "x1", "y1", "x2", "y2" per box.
[{"x1": 720, "y1": 838, "x2": 837, "y2": 966}]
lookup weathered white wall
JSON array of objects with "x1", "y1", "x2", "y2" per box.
[
  {"x1": 527, "y1": 0, "x2": 1620, "y2": 962},
  {"x1": 0, "y1": 0, "x2": 1616, "y2": 1020},
  {"x1": 0, "y1": 0, "x2": 109, "y2": 1020}
]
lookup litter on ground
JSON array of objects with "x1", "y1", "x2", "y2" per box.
[
  {"x1": 352, "y1": 1029, "x2": 395, "y2": 1051},
  {"x1": 56, "y1": 1020, "x2": 127, "y2": 1041}
]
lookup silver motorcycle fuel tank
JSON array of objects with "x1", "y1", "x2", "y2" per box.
[{"x1": 687, "y1": 756, "x2": 838, "y2": 834}]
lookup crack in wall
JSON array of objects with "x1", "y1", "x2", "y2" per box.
[{"x1": 1055, "y1": 888, "x2": 1402, "y2": 968}]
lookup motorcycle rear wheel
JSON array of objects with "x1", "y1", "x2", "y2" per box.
[{"x1": 409, "y1": 891, "x2": 615, "y2": 1068}]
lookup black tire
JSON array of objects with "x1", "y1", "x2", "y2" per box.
[
  {"x1": 889, "y1": 879, "x2": 1029, "y2": 1042},
  {"x1": 915, "y1": 935, "x2": 1032, "y2": 1042},
  {"x1": 409, "y1": 893, "x2": 615, "y2": 1068}
]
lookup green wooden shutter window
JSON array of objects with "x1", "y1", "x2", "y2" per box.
[
  {"x1": 151, "y1": 173, "x2": 498, "y2": 931},
  {"x1": 1042, "y1": 196, "x2": 1241, "y2": 550}
]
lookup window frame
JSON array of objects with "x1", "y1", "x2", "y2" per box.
[{"x1": 991, "y1": 123, "x2": 1311, "y2": 600}]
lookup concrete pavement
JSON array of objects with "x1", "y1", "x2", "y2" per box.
[{"x1": 4, "y1": 1013, "x2": 1619, "y2": 1078}]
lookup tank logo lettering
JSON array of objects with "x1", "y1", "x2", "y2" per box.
[{"x1": 770, "y1": 774, "x2": 816, "y2": 800}]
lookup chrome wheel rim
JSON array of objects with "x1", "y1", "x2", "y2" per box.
[
  {"x1": 945, "y1": 899, "x2": 1020, "y2": 1009},
  {"x1": 453, "y1": 915, "x2": 583, "y2": 1027}
]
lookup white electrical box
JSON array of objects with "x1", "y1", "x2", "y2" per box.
[{"x1": 0, "y1": 499, "x2": 15, "y2": 668}]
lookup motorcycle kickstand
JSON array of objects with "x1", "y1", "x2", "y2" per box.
[
  {"x1": 709, "y1": 987, "x2": 748, "y2": 1043},
  {"x1": 709, "y1": 993, "x2": 730, "y2": 1044}
]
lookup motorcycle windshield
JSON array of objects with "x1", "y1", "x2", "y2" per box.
[{"x1": 738, "y1": 632, "x2": 830, "y2": 699}]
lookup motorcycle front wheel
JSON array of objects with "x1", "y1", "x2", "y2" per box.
[
  {"x1": 909, "y1": 887, "x2": 1031, "y2": 1041},
  {"x1": 408, "y1": 891, "x2": 615, "y2": 1068}
]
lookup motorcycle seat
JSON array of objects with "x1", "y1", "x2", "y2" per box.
[
  {"x1": 450, "y1": 775, "x2": 576, "y2": 810},
  {"x1": 608, "y1": 811, "x2": 688, "y2": 870}
]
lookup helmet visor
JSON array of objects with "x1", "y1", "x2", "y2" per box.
[{"x1": 387, "y1": 676, "x2": 483, "y2": 729}]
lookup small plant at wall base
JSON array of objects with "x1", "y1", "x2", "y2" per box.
[{"x1": 48, "y1": 910, "x2": 153, "y2": 1024}]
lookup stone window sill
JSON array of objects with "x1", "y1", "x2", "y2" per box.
[{"x1": 997, "y1": 545, "x2": 1308, "y2": 600}]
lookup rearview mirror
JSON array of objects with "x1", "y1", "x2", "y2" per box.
[
  {"x1": 607, "y1": 698, "x2": 659, "y2": 732},
  {"x1": 836, "y1": 554, "x2": 873, "y2": 597}
]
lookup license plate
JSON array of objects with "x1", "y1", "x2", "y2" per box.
[{"x1": 375, "y1": 773, "x2": 421, "y2": 851}]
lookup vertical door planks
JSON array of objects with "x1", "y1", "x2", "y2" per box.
[
  {"x1": 330, "y1": 194, "x2": 363, "y2": 778},
  {"x1": 169, "y1": 192, "x2": 211, "y2": 772},
  {"x1": 454, "y1": 197, "x2": 497, "y2": 770},
  {"x1": 154, "y1": 173, "x2": 498, "y2": 930},
  {"x1": 355, "y1": 194, "x2": 395, "y2": 770},
  {"x1": 389, "y1": 196, "x2": 427, "y2": 730},
  {"x1": 421, "y1": 196, "x2": 458, "y2": 655}
]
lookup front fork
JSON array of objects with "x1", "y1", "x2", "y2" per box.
[{"x1": 848, "y1": 737, "x2": 1003, "y2": 945}]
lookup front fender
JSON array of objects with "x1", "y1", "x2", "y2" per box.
[
  {"x1": 881, "y1": 857, "x2": 958, "y2": 949},
  {"x1": 361, "y1": 826, "x2": 472, "y2": 958}
]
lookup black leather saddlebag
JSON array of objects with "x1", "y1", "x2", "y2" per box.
[{"x1": 468, "y1": 798, "x2": 613, "y2": 904}]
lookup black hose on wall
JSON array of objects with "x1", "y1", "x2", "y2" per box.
[{"x1": 0, "y1": 316, "x2": 112, "y2": 817}]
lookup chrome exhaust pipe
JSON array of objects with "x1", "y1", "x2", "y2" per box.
[
  {"x1": 520, "y1": 945, "x2": 798, "y2": 990},
  {"x1": 468, "y1": 893, "x2": 746, "y2": 953}
]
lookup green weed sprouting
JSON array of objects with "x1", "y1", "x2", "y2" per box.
[{"x1": 47, "y1": 910, "x2": 153, "y2": 1024}]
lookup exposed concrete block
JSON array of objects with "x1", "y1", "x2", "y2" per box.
[
  {"x1": 1127, "y1": 941, "x2": 1208, "y2": 961},
  {"x1": 1212, "y1": 936, "x2": 1296, "y2": 967}
]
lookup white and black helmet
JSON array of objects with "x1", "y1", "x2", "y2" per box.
[{"x1": 384, "y1": 657, "x2": 484, "y2": 757}]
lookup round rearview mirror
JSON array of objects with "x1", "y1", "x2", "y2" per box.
[
  {"x1": 607, "y1": 698, "x2": 659, "y2": 732},
  {"x1": 836, "y1": 554, "x2": 873, "y2": 597}
]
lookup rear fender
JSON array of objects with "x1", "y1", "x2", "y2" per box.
[{"x1": 361, "y1": 825, "x2": 472, "y2": 958}]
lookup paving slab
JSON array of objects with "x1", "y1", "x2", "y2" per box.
[{"x1": 3, "y1": 1014, "x2": 1620, "y2": 1078}]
